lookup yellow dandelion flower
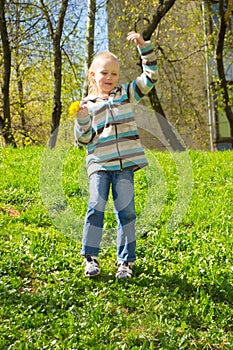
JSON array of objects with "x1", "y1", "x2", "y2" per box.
[{"x1": 69, "y1": 100, "x2": 80, "y2": 116}]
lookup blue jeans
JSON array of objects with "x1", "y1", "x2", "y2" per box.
[{"x1": 81, "y1": 170, "x2": 136, "y2": 262}]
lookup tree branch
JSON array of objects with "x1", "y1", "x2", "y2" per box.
[
  {"x1": 39, "y1": 0, "x2": 54, "y2": 38},
  {"x1": 143, "y1": 0, "x2": 176, "y2": 40},
  {"x1": 159, "y1": 45, "x2": 207, "y2": 63}
]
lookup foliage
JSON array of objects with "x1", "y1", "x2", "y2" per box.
[
  {"x1": 205, "y1": 0, "x2": 233, "y2": 141},
  {"x1": 0, "y1": 0, "x2": 109, "y2": 147},
  {"x1": 0, "y1": 0, "x2": 87, "y2": 146},
  {"x1": 107, "y1": 0, "x2": 209, "y2": 148},
  {"x1": 0, "y1": 146, "x2": 233, "y2": 349},
  {"x1": 1, "y1": 0, "x2": 232, "y2": 148},
  {"x1": 107, "y1": 0, "x2": 233, "y2": 149}
]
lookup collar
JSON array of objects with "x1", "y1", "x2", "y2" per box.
[{"x1": 84, "y1": 87, "x2": 121, "y2": 103}]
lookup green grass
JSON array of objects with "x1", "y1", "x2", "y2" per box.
[{"x1": 0, "y1": 146, "x2": 233, "y2": 349}]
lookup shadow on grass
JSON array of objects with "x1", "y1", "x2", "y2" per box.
[{"x1": 133, "y1": 263, "x2": 233, "y2": 306}]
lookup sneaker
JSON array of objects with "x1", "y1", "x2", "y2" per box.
[
  {"x1": 116, "y1": 261, "x2": 133, "y2": 279},
  {"x1": 84, "y1": 255, "x2": 100, "y2": 277}
]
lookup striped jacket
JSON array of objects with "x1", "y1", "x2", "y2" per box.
[{"x1": 74, "y1": 42, "x2": 158, "y2": 177}]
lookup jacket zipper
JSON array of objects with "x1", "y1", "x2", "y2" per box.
[{"x1": 108, "y1": 102, "x2": 123, "y2": 170}]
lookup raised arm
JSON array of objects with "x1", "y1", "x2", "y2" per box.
[{"x1": 126, "y1": 31, "x2": 158, "y2": 103}]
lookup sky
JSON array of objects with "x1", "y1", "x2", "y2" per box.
[{"x1": 94, "y1": 0, "x2": 109, "y2": 53}]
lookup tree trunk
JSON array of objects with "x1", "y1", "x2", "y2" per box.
[
  {"x1": 40, "y1": 0, "x2": 68, "y2": 148},
  {"x1": 142, "y1": 0, "x2": 177, "y2": 41},
  {"x1": 216, "y1": 0, "x2": 233, "y2": 143},
  {"x1": 48, "y1": 40, "x2": 63, "y2": 148},
  {"x1": 82, "y1": 0, "x2": 96, "y2": 98},
  {"x1": 15, "y1": 1, "x2": 33, "y2": 145},
  {"x1": 142, "y1": 0, "x2": 185, "y2": 151},
  {"x1": 0, "y1": 0, "x2": 16, "y2": 146},
  {"x1": 148, "y1": 86, "x2": 185, "y2": 151}
]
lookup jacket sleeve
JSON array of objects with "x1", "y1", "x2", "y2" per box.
[
  {"x1": 127, "y1": 41, "x2": 158, "y2": 103},
  {"x1": 74, "y1": 102, "x2": 93, "y2": 145}
]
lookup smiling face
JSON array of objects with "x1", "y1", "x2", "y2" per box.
[{"x1": 90, "y1": 55, "x2": 120, "y2": 97}]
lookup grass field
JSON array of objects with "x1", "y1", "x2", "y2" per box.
[{"x1": 0, "y1": 146, "x2": 233, "y2": 349}]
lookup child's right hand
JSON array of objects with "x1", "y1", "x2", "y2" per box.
[{"x1": 77, "y1": 106, "x2": 89, "y2": 119}]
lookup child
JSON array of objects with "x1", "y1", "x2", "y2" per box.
[{"x1": 74, "y1": 31, "x2": 158, "y2": 279}]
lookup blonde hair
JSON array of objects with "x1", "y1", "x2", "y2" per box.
[{"x1": 88, "y1": 52, "x2": 120, "y2": 95}]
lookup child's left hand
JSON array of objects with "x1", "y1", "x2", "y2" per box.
[{"x1": 127, "y1": 31, "x2": 146, "y2": 47}]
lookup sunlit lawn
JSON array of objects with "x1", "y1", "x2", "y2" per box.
[{"x1": 0, "y1": 146, "x2": 233, "y2": 349}]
